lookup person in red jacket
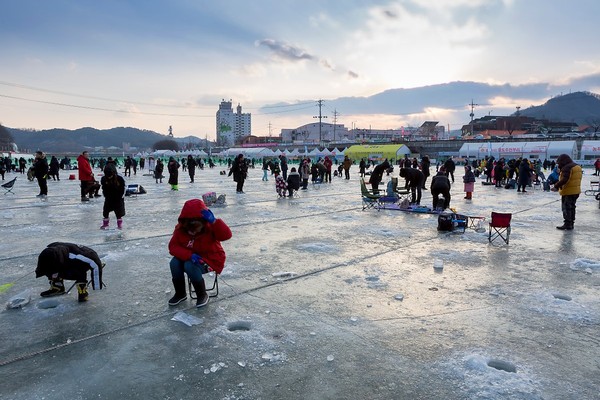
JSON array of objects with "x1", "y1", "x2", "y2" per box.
[
  {"x1": 168, "y1": 199, "x2": 232, "y2": 307},
  {"x1": 77, "y1": 151, "x2": 95, "y2": 202}
]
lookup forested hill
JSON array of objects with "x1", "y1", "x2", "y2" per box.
[
  {"x1": 519, "y1": 91, "x2": 600, "y2": 124},
  {"x1": 7, "y1": 126, "x2": 204, "y2": 153}
]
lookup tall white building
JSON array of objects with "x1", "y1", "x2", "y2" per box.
[{"x1": 216, "y1": 100, "x2": 251, "y2": 146}]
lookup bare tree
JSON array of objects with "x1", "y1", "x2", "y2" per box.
[{"x1": 153, "y1": 139, "x2": 179, "y2": 151}]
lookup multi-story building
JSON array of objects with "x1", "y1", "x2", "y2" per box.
[
  {"x1": 216, "y1": 100, "x2": 251, "y2": 146},
  {"x1": 280, "y1": 123, "x2": 350, "y2": 144}
]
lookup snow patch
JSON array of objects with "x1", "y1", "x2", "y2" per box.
[
  {"x1": 570, "y1": 258, "x2": 600, "y2": 273},
  {"x1": 296, "y1": 242, "x2": 337, "y2": 253}
]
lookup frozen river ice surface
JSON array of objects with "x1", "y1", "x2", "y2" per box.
[{"x1": 1, "y1": 166, "x2": 599, "y2": 399}]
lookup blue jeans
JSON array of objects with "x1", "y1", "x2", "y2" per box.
[{"x1": 170, "y1": 257, "x2": 208, "y2": 283}]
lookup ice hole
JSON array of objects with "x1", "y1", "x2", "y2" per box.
[
  {"x1": 552, "y1": 293, "x2": 572, "y2": 301},
  {"x1": 487, "y1": 359, "x2": 517, "y2": 373},
  {"x1": 227, "y1": 321, "x2": 252, "y2": 332}
]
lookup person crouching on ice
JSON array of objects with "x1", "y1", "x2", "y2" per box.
[
  {"x1": 168, "y1": 199, "x2": 232, "y2": 308},
  {"x1": 36, "y1": 242, "x2": 104, "y2": 302}
]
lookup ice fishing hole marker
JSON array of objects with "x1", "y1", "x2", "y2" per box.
[
  {"x1": 487, "y1": 359, "x2": 517, "y2": 373},
  {"x1": 227, "y1": 321, "x2": 252, "y2": 332}
]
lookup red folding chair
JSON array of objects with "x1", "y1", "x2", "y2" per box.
[{"x1": 488, "y1": 212, "x2": 512, "y2": 244}]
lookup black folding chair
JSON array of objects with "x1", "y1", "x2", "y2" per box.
[
  {"x1": 188, "y1": 272, "x2": 219, "y2": 299},
  {"x1": 2, "y1": 177, "x2": 16, "y2": 194}
]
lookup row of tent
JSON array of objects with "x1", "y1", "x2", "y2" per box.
[
  {"x1": 137, "y1": 141, "x2": 600, "y2": 163},
  {"x1": 139, "y1": 147, "x2": 349, "y2": 160},
  {"x1": 139, "y1": 144, "x2": 413, "y2": 161},
  {"x1": 458, "y1": 140, "x2": 600, "y2": 161}
]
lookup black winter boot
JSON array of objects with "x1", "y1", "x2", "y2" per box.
[
  {"x1": 191, "y1": 279, "x2": 209, "y2": 308},
  {"x1": 40, "y1": 279, "x2": 65, "y2": 297},
  {"x1": 77, "y1": 283, "x2": 89, "y2": 302},
  {"x1": 168, "y1": 278, "x2": 187, "y2": 306},
  {"x1": 556, "y1": 223, "x2": 574, "y2": 230}
]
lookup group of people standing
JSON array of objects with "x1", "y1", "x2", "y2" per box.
[{"x1": 365, "y1": 153, "x2": 582, "y2": 230}]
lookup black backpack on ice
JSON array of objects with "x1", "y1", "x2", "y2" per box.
[{"x1": 437, "y1": 213, "x2": 454, "y2": 232}]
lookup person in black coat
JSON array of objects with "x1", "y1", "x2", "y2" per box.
[
  {"x1": 286, "y1": 167, "x2": 301, "y2": 196},
  {"x1": 187, "y1": 155, "x2": 197, "y2": 183},
  {"x1": 168, "y1": 156, "x2": 180, "y2": 190},
  {"x1": 36, "y1": 242, "x2": 104, "y2": 302},
  {"x1": 49, "y1": 155, "x2": 60, "y2": 181},
  {"x1": 494, "y1": 159, "x2": 505, "y2": 187},
  {"x1": 518, "y1": 159, "x2": 532, "y2": 193},
  {"x1": 421, "y1": 156, "x2": 431, "y2": 189},
  {"x1": 33, "y1": 150, "x2": 49, "y2": 197},
  {"x1": 399, "y1": 167, "x2": 424, "y2": 204},
  {"x1": 154, "y1": 159, "x2": 164, "y2": 183},
  {"x1": 370, "y1": 159, "x2": 390, "y2": 194},
  {"x1": 100, "y1": 164, "x2": 126, "y2": 230},
  {"x1": 431, "y1": 168, "x2": 452, "y2": 210},
  {"x1": 443, "y1": 157, "x2": 456, "y2": 183},
  {"x1": 229, "y1": 154, "x2": 248, "y2": 193}
]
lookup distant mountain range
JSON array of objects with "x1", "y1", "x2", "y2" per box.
[{"x1": 7, "y1": 126, "x2": 207, "y2": 154}]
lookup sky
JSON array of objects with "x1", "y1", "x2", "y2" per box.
[{"x1": 1, "y1": 0, "x2": 600, "y2": 139}]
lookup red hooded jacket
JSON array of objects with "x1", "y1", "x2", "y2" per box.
[
  {"x1": 168, "y1": 199, "x2": 232, "y2": 273},
  {"x1": 77, "y1": 154, "x2": 94, "y2": 181}
]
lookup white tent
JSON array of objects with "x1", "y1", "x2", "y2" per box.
[
  {"x1": 224, "y1": 147, "x2": 275, "y2": 158},
  {"x1": 289, "y1": 148, "x2": 301, "y2": 157},
  {"x1": 308, "y1": 148, "x2": 320, "y2": 156},
  {"x1": 458, "y1": 143, "x2": 487, "y2": 159},
  {"x1": 521, "y1": 142, "x2": 549, "y2": 159},
  {"x1": 579, "y1": 140, "x2": 600, "y2": 161},
  {"x1": 547, "y1": 141, "x2": 577, "y2": 160},
  {"x1": 152, "y1": 149, "x2": 177, "y2": 157},
  {"x1": 458, "y1": 141, "x2": 577, "y2": 160}
]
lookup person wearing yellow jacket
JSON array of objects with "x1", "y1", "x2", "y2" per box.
[{"x1": 552, "y1": 154, "x2": 582, "y2": 230}]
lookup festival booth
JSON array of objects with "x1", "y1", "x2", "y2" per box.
[
  {"x1": 344, "y1": 144, "x2": 411, "y2": 162},
  {"x1": 579, "y1": 140, "x2": 600, "y2": 162}
]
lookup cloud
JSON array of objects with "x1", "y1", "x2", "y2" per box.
[
  {"x1": 383, "y1": 9, "x2": 398, "y2": 19},
  {"x1": 256, "y1": 38, "x2": 360, "y2": 80},
  {"x1": 256, "y1": 39, "x2": 315, "y2": 62}
]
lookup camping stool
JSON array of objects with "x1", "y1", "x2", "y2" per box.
[
  {"x1": 64, "y1": 263, "x2": 107, "y2": 293},
  {"x1": 467, "y1": 216, "x2": 486, "y2": 230},
  {"x1": 188, "y1": 272, "x2": 219, "y2": 299}
]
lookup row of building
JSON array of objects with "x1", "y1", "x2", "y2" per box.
[
  {"x1": 215, "y1": 100, "x2": 447, "y2": 146},
  {"x1": 215, "y1": 100, "x2": 600, "y2": 147}
]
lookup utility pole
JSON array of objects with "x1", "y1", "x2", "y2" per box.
[
  {"x1": 313, "y1": 99, "x2": 327, "y2": 145},
  {"x1": 468, "y1": 100, "x2": 479, "y2": 136},
  {"x1": 332, "y1": 109, "x2": 339, "y2": 142}
]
